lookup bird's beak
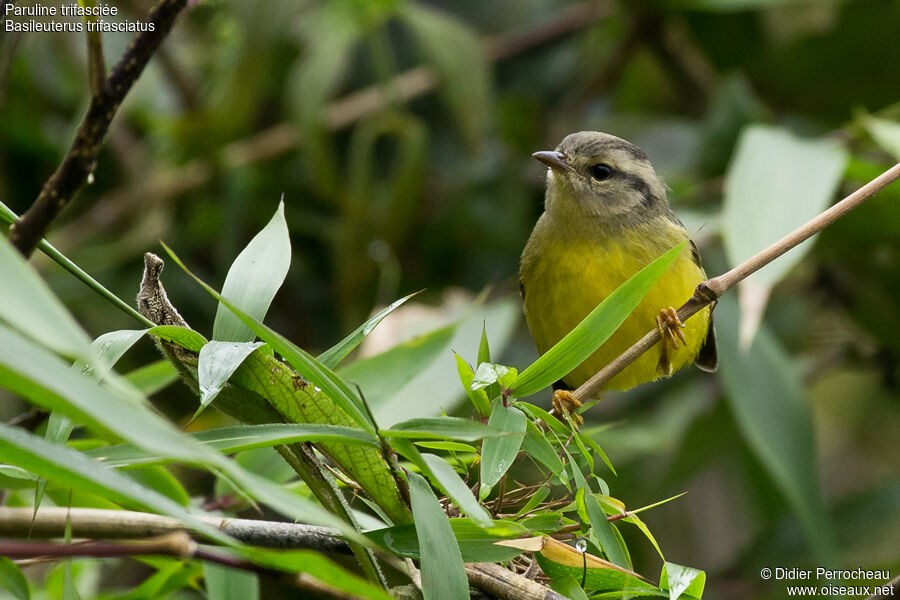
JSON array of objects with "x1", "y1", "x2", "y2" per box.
[{"x1": 532, "y1": 150, "x2": 572, "y2": 173}]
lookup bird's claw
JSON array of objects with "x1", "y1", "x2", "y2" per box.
[
  {"x1": 550, "y1": 389, "x2": 583, "y2": 428},
  {"x1": 656, "y1": 307, "x2": 685, "y2": 376}
]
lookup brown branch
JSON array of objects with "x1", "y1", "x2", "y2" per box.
[
  {"x1": 0, "y1": 507, "x2": 351, "y2": 554},
  {"x1": 8, "y1": 0, "x2": 189, "y2": 257},
  {"x1": 0, "y1": 533, "x2": 359, "y2": 598},
  {"x1": 466, "y1": 563, "x2": 569, "y2": 600},
  {"x1": 0, "y1": 507, "x2": 569, "y2": 599},
  {"x1": 573, "y1": 161, "x2": 900, "y2": 402},
  {"x1": 0, "y1": 532, "x2": 198, "y2": 560}
]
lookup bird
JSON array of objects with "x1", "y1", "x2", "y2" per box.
[{"x1": 519, "y1": 131, "x2": 716, "y2": 421}]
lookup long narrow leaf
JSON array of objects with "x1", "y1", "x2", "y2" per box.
[
  {"x1": 407, "y1": 471, "x2": 469, "y2": 600},
  {"x1": 213, "y1": 201, "x2": 291, "y2": 343},
  {"x1": 197, "y1": 341, "x2": 264, "y2": 416},
  {"x1": 0, "y1": 236, "x2": 94, "y2": 362},
  {"x1": 317, "y1": 292, "x2": 419, "y2": 368},
  {"x1": 88, "y1": 424, "x2": 376, "y2": 468},
  {"x1": 479, "y1": 399, "x2": 527, "y2": 500},
  {"x1": 0, "y1": 423, "x2": 231, "y2": 545}
]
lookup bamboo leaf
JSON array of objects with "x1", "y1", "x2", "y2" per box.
[
  {"x1": 163, "y1": 242, "x2": 376, "y2": 437},
  {"x1": 197, "y1": 341, "x2": 265, "y2": 416},
  {"x1": 213, "y1": 201, "x2": 291, "y2": 343},
  {"x1": 0, "y1": 236, "x2": 93, "y2": 362},
  {"x1": 407, "y1": 471, "x2": 469, "y2": 600},
  {"x1": 479, "y1": 399, "x2": 527, "y2": 500},
  {"x1": 317, "y1": 292, "x2": 418, "y2": 368}
]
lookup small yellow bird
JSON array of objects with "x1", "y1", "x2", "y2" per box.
[{"x1": 519, "y1": 131, "x2": 716, "y2": 415}]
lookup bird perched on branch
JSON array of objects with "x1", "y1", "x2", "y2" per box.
[{"x1": 519, "y1": 131, "x2": 717, "y2": 420}]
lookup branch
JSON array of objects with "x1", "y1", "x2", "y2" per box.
[
  {"x1": 0, "y1": 507, "x2": 350, "y2": 554},
  {"x1": 8, "y1": 0, "x2": 189, "y2": 257},
  {"x1": 467, "y1": 562, "x2": 569, "y2": 600},
  {"x1": 1, "y1": 507, "x2": 567, "y2": 600},
  {"x1": 0, "y1": 533, "x2": 362, "y2": 599},
  {"x1": 573, "y1": 161, "x2": 900, "y2": 401}
]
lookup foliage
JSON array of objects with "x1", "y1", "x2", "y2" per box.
[{"x1": 2, "y1": 0, "x2": 900, "y2": 598}]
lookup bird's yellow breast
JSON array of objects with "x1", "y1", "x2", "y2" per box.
[{"x1": 520, "y1": 216, "x2": 710, "y2": 392}]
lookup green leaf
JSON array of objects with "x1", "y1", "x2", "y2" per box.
[
  {"x1": 659, "y1": 562, "x2": 705, "y2": 600},
  {"x1": 82, "y1": 329, "x2": 150, "y2": 375},
  {"x1": 0, "y1": 422, "x2": 231, "y2": 545},
  {"x1": 471, "y1": 362, "x2": 517, "y2": 391},
  {"x1": 0, "y1": 236, "x2": 94, "y2": 362},
  {"x1": 239, "y1": 547, "x2": 396, "y2": 600},
  {"x1": 113, "y1": 560, "x2": 199, "y2": 600},
  {"x1": 163, "y1": 242, "x2": 376, "y2": 437},
  {"x1": 213, "y1": 201, "x2": 291, "y2": 343},
  {"x1": 407, "y1": 471, "x2": 469, "y2": 600},
  {"x1": 88, "y1": 424, "x2": 376, "y2": 468},
  {"x1": 549, "y1": 574, "x2": 590, "y2": 600},
  {"x1": 0, "y1": 556, "x2": 30, "y2": 600},
  {"x1": 317, "y1": 292, "x2": 418, "y2": 368},
  {"x1": 128, "y1": 465, "x2": 191, "y2": 506},
  {"x1": 453, "y1": 353, "x2": 490, "y2": 417},
  {"x1": 148, "y1": 325, "x2": 208, "y2": 353},
  {"x1": 512, "y1": 241, "x2": 689, "y2": 397},
  {"x1": 521, "y1": 423, "x2": 566, "y2": 480},
  {"x1": 0, "y1": 323, "x2": 358, "y2": 537},
  {"x1": 125, "y1": 360, "x2": 179, "y2": 396},
  {"x1": 515, "y1": 485, "x2": 550, "y2": 517},
  {"x1": 515, "y1": 402, "x2": 569, "y2": 437},
  {"x1": 203, "y1": 562, "x2": 258, "y2": 600},
  {"x1": 862, "y1": 114, "x2": 900, "y2": 160},
  {"x1": 415, "y1": 441, "x2": 478, "y2": 453},
  {"x1": 420, "y1": 453, "x2": 492, "y2": 527},
  {"x1": 477, "y1": 323, "x2": 491, "y2": 366},
  {"x1": 0, "y1": 201, "x2": 153, "y2": 328},
  {"x1": 723, "y1": 125, "x2": 847, "y2": 346},
  {"x1": 716, "y1": 295, "x2": 836, "y2": 560},
  {"x1": 520, "y1": 512, "x2": 565, "y2": 534},
  {"x1": 479, "y1": 399, "x2": 527, "y2": 500},
  {"x1": 197, "y1": 341, "x2": 265, "y2": 415},
  {"x1": 366, "y1": 518, "x2": 527, "y2": 563},
  {"x1": 579, "y1": 489, "x2": 630, "y2": 569},
  {"x1": 535, "y1": 546, "x2": 654, "y2": 594},
  {"x1": 382, "y1": 417, "x2": 499, "y2": 441},
  {"x1": 0, "y1": 323, "x2": 208, "y2": 462}
]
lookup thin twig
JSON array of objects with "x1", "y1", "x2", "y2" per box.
[
  {"x1": 573, "y1": 161, "x2": 900, "y2": 401},
  {"x1": 8, "y1": 0, "x2": 189, "y2": 257}
]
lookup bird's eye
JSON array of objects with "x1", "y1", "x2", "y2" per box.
[{"x1": 589, "y1": 163, "x2": 613, "y2": 181}]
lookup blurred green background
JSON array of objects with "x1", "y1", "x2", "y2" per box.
[{"x1": 2, "y1": 0, "x2": 899, "y2": 597}]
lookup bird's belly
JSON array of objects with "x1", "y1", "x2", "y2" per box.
[{"x1": 522, "y1": 238, "x2": 708, "y2": 392}]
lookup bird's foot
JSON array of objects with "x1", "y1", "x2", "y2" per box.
[
  {"x1": 550, "y1": 389, "x2": 584, "y2": 428},
  {"x1": 656, "y1": 307, "x2": 686, "y2": 376}
]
